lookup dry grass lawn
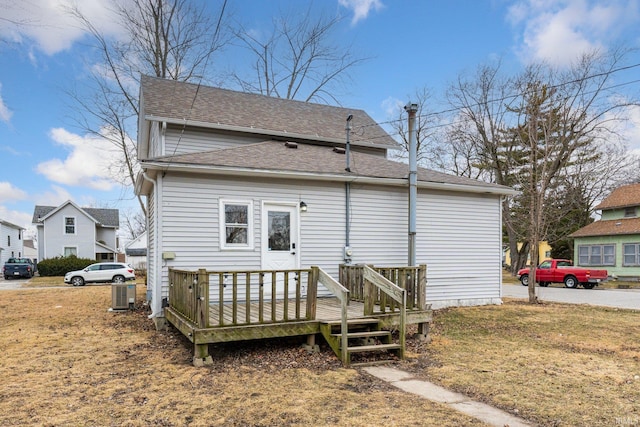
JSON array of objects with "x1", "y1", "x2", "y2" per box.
[
  {"x1": 0, "y1": 284, "x2": 484, "y2": 427},
  {"x1": 2, "y1": 280, "x2": 639, "y2": 426},
  {"x1": 404, "y1": 300, "x2": 640, "y2": 427}
]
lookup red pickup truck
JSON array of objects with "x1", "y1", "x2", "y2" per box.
[{"x1": 517, "y1": 259, "x2": 608, "y2": 289}]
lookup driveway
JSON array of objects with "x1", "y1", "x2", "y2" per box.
[
  {"x1": 503, "y1": 283, "x2": 640, "y2": 310},
  {"x1": 0, "y1": 277, "x2": 30, "y2": 290}
]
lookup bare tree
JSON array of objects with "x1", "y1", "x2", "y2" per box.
[
  {"x1": 67, "y1": 0, "x2": 230, "y2": 216},
  {"x1": 508, "y1": 50, "x2": 638, "y2": 302},
  {"x1": 444, "y1": 50, "x2": 638, "y2": 302},
  {"x1": 231, "y1": 6, "x2": 369, "y2": 104}
]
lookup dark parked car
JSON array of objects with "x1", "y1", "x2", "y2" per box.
[{"x1": 3, "y1": 257, "x2": 35, "y2": 279}]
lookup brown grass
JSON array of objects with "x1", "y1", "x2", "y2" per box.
[
  {"x1": 0, "y1": 285, "x2": 485, "y2": 427},
  {"x1": 399, "y1": 299, "x2": 640, "y2": 427},
  {"x1": 2, "y1": 284, "x2": 639, "y2": 426}
]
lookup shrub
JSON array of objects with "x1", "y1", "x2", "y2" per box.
[{"x1": 37, "y1": 256, "x2": 95, "y2": 277}]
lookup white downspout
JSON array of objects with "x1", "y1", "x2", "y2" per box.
[{"x1": 141, "y1": 171, "x2": 162, "y2": 319}]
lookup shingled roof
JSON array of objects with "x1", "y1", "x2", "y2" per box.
[
  {"x1": 595, "y1": 183, "x2": 640, "y2": 210},
  {"x1": 32, "y1": 204, "x2": 119, "y2": 227},
  {"x1": 139, "y1": 75, "x2": 397, "y2": 149},
  {"x1": 570, "y1": 217, "x2": 640, "y2": 238},
  {"x1": 142, "y1": 140, "x2": 513, "y2": 193}
]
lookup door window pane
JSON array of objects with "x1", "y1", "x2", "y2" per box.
[{"x1": 268, "y1": 211, "x2": 290, "y2": 251}]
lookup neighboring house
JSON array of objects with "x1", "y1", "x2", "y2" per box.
[
  {"x1": 0, "y1": 220, "x2": 25, "y2": 266},
  {"x1": 32, "y1": 201, "x2": 120, "y2": 262},
  {"x1": 125, "y1": 231, "x2": 147, "y2": 271},
  {"x1": 504, "y1": 241, "x2": 552, "y2": 267},
  {"x1": 135, "y1": 76, "x2": 517, "y2": 322},
  {"x1": 23, "y1": 239, "x2": 38, "y2": 264},
  {"x1": 570, "y1": 182, "x2": 640, "y2": 279}
]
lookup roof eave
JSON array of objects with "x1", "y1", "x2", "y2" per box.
[{"x1": 140, "y1": 162, "x2": 517, "y2": 196}]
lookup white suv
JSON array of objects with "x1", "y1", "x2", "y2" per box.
[{"x1": 64, "y1": 262, "x2": 135, "y2": 287}]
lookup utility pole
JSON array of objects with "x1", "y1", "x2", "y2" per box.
[{"x1": 405, "y1": 102, "x2": 418, "y2": 266}]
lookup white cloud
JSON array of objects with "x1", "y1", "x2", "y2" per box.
[
  {"x1": 621, "y1": 104, "x2": 640, "y2": 151},
  {"x1": 0, "y1": 206, "x2": 33, "y2": 231},
  {"x1": 35, "y1": 127, "x2": 125, "y2": 191},
  {"x1": 0, "y1": 84, "x2": 13, "y2": 124},
  {"x1": 0, "y1": 182, "x2": 28, "y2": 203},
  {"x1": 381, "y1": 96, "x2": 404, "y2": 117},
  {"x1": 33, "y1": 185, "x2": 73, "y2": 207},
  {"x1": 507, "y1": 0, "x2": 639, "y2": 66},
  {"x1": 338, "y1": 0, "x2": 384, "y2": 25},
  {"x1": 0, "y1": 0, "x2": 126, "y2": 55}
]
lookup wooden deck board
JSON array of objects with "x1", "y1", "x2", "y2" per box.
[{"x1": 208, "y1": 297, "x2": 407, "y2": 326}]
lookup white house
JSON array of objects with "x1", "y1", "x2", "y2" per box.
[
  {"x1": 125, "y1": 231, "x2": 147, "y2": 271},
  {"x1": 32, "y1": 201, "x2": 120, "y2": 261},
  {"x1": 23, "y1": 239, "x2": 38, "y2": 263},
  {"x1": 135, "y1": 76, "x2": 517, "y2": 324},
  {"x1": 0, "y1": 219, "x2": 25, "y2": 265}
]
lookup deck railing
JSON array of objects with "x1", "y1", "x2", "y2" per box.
[
  {"x1": 339, "y1": 264, "x2": 427, "y2": 311},
  {"x1": 168, "y1": 268, "x2": 209, "y2": 328},
  {"x1": 168, "y1": 268, "x2": 318, "y2": 327},
  {"x1": 316, "y1": 267, "x2": 350, "y2": 365}
]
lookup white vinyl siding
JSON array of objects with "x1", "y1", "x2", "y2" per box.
[
  {"x1": 43, "y1": 205, "x2": 96, "y2": 259},
  {"x1": 155, "y1": 173, "x2": 504, "y2": 308},
  {"x1": 164, "y1": 127, "x2": 265, "y2": 156},
  {"x1": 0, "y1": 222, "x2": 24, "y2": 265},
  {"x1": 162, "y1": 127, "x2": 387, "y2": 158}
]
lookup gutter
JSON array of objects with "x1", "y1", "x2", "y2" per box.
[{"x1": 140, "y1": 161, "x2": 518, "y2": 197}]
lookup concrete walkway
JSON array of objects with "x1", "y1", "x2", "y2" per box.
[{"x1": 363, "y1": 366, "x2": 532, "y2": 427}]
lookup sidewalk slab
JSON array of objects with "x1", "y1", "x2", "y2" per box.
[{"x1": 363, "y1": 366, "x2": 532, "y2": 427}]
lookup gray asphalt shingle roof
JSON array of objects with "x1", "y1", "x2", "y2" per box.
[
  {"x1": 140, "y1": 75, "x2": 398, "y2": 148},
  {"x1": 145, "y1": 140, "x2": 509, "y2": 191},
  {"x1": 32, "y1": 205, "x2": 119, "y2": 227}
]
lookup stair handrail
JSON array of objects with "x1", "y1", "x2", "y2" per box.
[
  {"x1": 362, "y1": 265, "x2": 406, "y2": 359},
  {"x1": 314, "y1": 266, "x2": 350, "y2": 365}
]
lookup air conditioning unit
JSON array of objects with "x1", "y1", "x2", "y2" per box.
[{"x1": 112, "y1": 283, "x2": 136, "y2": 310}]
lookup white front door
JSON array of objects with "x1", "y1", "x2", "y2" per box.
[{"x1": 262, "y1": 202, "x2": 299, "y2": 271}]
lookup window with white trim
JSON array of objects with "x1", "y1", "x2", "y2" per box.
[
  {"x1": 64, "y1": 247, "x2": 77, "y2": 257},
  {"x1": 578, "y1": 244, "x2": 615, "y2": 266},
  {"x1": 64, "y1": 217, "x2": 76, "y2": 234},
  {"x1": 220, "y1": 200, "x2": 253, "y2": 249},
  {"x1": 623, "y1": 243, "x2": 640, "y2": 266},
  {"x1": 624, "y1": 207, "x2": 636, "y2": 218}
]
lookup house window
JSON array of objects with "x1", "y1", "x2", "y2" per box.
[
  {"x1": 7, "y1": 236, "x2": 9, "y2": 246},
  {"x1": 624, "y1": 207, "x2": 636, "y2": 218},
  {"x1": 623, "y1": 244, "x2": 640, "y2": 266},
  {"x1": 578, "y1": 244, "x2": 615, "y2": 266},
  {"x1": 64, "y1": 247, "x2": 78, "y2": 257},
  {"x1": 220, "y1": 200, "x2": 253, "y2": 250},
  {"x1": 65, "y1": 217, "x2": 76, "y2": 234}
]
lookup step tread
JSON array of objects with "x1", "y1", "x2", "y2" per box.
[
  {"x1": 347, "y1": 343, "x2": 401, "y2": 353},
  {"x1": 331, "y1": 331, "x2": 391, "y2": 339},
  {"x1": 322, "y1": 318, "x2": 379, "y2": 326}
]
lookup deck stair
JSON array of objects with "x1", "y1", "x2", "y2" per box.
[{"x1": 320, "y1": 318, "x2": 401, "y2": 366}]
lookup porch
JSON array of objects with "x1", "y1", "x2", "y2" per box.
[{"x1": 165, "y1": 264, "x2": 432, "y2": 366}]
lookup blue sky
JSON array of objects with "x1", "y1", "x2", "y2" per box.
[{"x1": 1, "y1": 0, "x2": 640, "y2": 241}]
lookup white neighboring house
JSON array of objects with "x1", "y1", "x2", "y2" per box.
[
  {"x1": 32, "y1": 200, "x2": 120, "y2": 261},
  {"x1": 23, "y1": 239, "x2": 38, "y2": 264},
  {"x1": 0, "y1": 220, "x2": 25, "y2": 265},
  {"x1": 125, "y1": 231, "x2": 147, "y2": 271},
  {"x1": 135, "y1": 76, "x2": 518, "y2": 322}
]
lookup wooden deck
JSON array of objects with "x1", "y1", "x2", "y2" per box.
[
  {"x1": 166, "y1": 265, "x2": 432, "y2": 366},
  {"x1": 209, "y1": 297, "x2": 429, "y2": 325}
]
